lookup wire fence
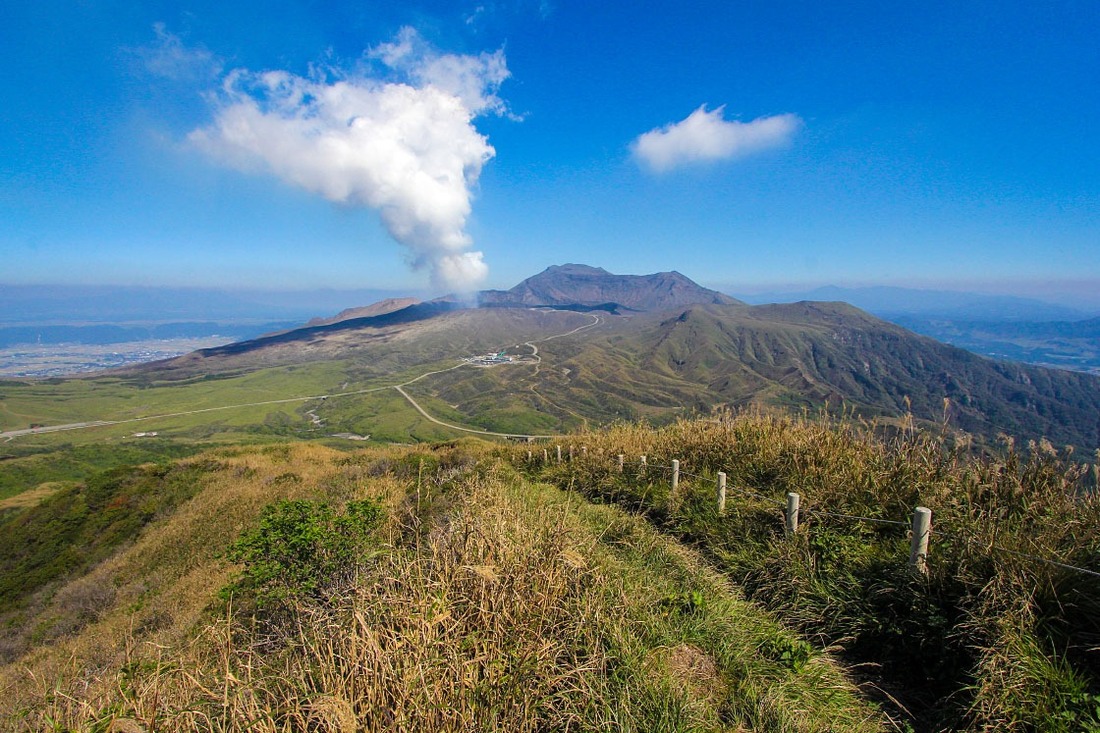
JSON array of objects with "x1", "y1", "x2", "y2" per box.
[{"x1": 517, "y1": 445, "x2": 1100, "y2": 582}]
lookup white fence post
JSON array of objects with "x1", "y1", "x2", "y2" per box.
[
  {"x1": 556, "y1": 445, "x2": 562, "y2": 464},
  {"x1": 639, "y1": 455, "x2": 647, "y2": 476},
  {"x1": 671, "y1": 459, "x2": 680, "y2": 495},
  {"x1": 786, "y1": 492, "x2": 800, "y2": 535},
  {"x1": 717, "y1": 472, "x2": 727, "y2": 515},
  {"x1": 568, "y1": 445, "x2": 574, "y2": 462},
  {"x1": 910, "y1": 506, "x2": 932, "y2": 574},
  {"x1": 617, "y1": 454, "x2": 624, "y2": 473},
  {"x1": 787, "y1": 490, "x2": 805, "y2": 530}
]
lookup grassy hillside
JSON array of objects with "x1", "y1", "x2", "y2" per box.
[
  {"x1": 625, "y1": 303, "x2": 1100, "y2": 448},
  {"x1": 511, "y1": 414, "x2": 1100, "y2": 730},
  {"x1": 4, "y1": 413, "x2": 1100, "y2": 730},
  {"x1": 0, "y1": 439, "x2": 883, "y2": 732},
  {"x1": 5, "y1": 302, "x2": 1100, "y2": 474}
]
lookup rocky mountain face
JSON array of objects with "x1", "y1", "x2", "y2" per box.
[{"x1": 476, "y1": 264, "x2": 741, "y2": 311}]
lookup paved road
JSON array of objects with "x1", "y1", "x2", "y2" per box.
[
  {"x1": 393, "y1": 385, "x2": 554, "y2": 440},
  {"x1": 2, "y1": 420, "x2": 117, "y2": 441},
  {"x1": 0, "y1": 313, "x2": 603, "y2": 444},
  {"x1": 388, "y1": 313, "x2": 600, "y2": 439}
]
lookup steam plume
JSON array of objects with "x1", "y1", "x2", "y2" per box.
[{"x1": 189, "y1": 28, "x2": 508, "y2": 291}]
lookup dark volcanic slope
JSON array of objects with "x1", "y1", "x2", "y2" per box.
[
  {"x1": 117, "y1": 305, "x2": 594, "y2": 381},
  {"x1": 478, "y1": 264, "x2": 741, "y2": 311},
  {"x1": 628, "y1": 302, "x2": 1100, "y2": 448}
]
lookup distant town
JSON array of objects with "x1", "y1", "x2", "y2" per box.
[{"x1": 0, "y1": 337, "x2": 235, "y2": 378}]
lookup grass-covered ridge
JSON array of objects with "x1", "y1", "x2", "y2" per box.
[
  {"x1": 0, "y1": 439, "x2": 883, "y2": 732},
  {"x1": 511, "y1": 413, "x2": 1100, "y2": 730},
  {"x1": 6, "y1": 411, "x2": 1098, "y2": 730}
]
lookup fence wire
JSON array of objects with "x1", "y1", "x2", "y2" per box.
[
  {"x1": 526, "y1": 448, "x2": 1100, "y2": 582},
  {"x1": 805, "y1": 508, "x2": 910, "y2": 527},
  {"x1": 929, "y1": 521, "x2": 1100, "y2": 581}
]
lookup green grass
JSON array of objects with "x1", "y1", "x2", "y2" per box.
[
  {"x1": 0, "y1": 359, "x2": 507, "y2": 502},
  {"x1": 513, "y1": 414, "x2": 1100, "y2": 731},
  {"x1": 317, "y1": 386, "x2": 470, "y2": 442},
  {"x1": 0, "y1": 361, "x2": 354, "y2": 431},
  {"x1": 0, "y1": 441, "x2": 208, "y2": 501},
  {"x1": 0, "y1": 440, "x2": 885, "y2": 732}
]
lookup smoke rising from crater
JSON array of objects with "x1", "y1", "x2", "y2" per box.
[{"x1": 189, "y1": 28, "x2": 508, "y2": 291}]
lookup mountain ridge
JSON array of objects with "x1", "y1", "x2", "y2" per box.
[
  {"x1": 93, "y1": 266, "x2": 1100, "y2": 451},
  {"x1": 477, "y1": 263, "x2": 742, "y2": 311},
  {"x1": 737, "y1": 284, "x2": 1093, "y2": 321}
]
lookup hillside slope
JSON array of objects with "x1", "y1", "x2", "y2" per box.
[
  {"x1": 304, "y1": 297, "x2": 421, "y2": 327},
  {"x1": 631, "y1": 302, "x2": 1100, "y2": 447},
  {"x1": 78, "y1": 297, "x2": 1100, "y2": 451},
  {"x1": 410, "y1": 302, "x2": 1100, "y2": 449},
  {"x1": 0, "y1": 440, "x2": 882, "y2": 732}
]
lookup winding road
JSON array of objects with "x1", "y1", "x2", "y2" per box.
[
  {"x1": 386, "y1": 313, "x2": 601, "y2": 439},
  {"x1": 0, "y1": 313, "x2": 602, "y2": 444}
]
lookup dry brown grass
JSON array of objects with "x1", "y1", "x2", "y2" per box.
[
  {"x1": 0, "y1": 481, "x2": 66, "y2": 511},
  {"x1": 0, "y1": 442, "x2": 412, "y2": 727},
  {"x1": 1, "y1": 439, "x2": 884, "y2": 732},
  {"x1": 508, "y1": 412, "x2": 1100, "y2": 731}
]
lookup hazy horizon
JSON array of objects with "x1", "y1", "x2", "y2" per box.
[{"x1": 4, "y1": 270, "x2": 1100, "y2": 322}]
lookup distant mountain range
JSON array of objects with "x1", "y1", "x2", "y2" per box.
[
  {"x1": 128, "y1": 265, "x2": 1100, "y2": 451},
  {"x1": 736, "y1": 285, "x2": 1094, "y2": 322}
]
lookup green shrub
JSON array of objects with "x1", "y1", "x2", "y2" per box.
[
  {"x1": 225, "y1": 498, "x2": 384, "y2": 609},
  {"x1": 0, "y1": 460, "x2": 216, "y2": 614}
]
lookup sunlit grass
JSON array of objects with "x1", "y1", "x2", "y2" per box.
[
  {"x1": 0, "y1": 439, "x2": 883, "y2": 732},
  {"x1": 509, "y1": 411, "x2": 1100, "y2": 730}
]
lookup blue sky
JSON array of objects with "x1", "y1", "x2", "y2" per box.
[{"x1": 2, "y1": 1, "x2": 1097, "y2": 301}]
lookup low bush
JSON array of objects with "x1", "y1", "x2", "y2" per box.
[{"x1": 225, "y1": 498, "x2": 384, "y2": 610}]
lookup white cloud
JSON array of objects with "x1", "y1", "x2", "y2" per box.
[
  {"x1": 631, "y1": 106, "x2": 801, "y2": 173},
  {"x1": 137, "y1": 23, "x2": 223, "y2": 81},
  {"x1": 190, "y1": 28, "x2": 508, "y2": 291}
]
